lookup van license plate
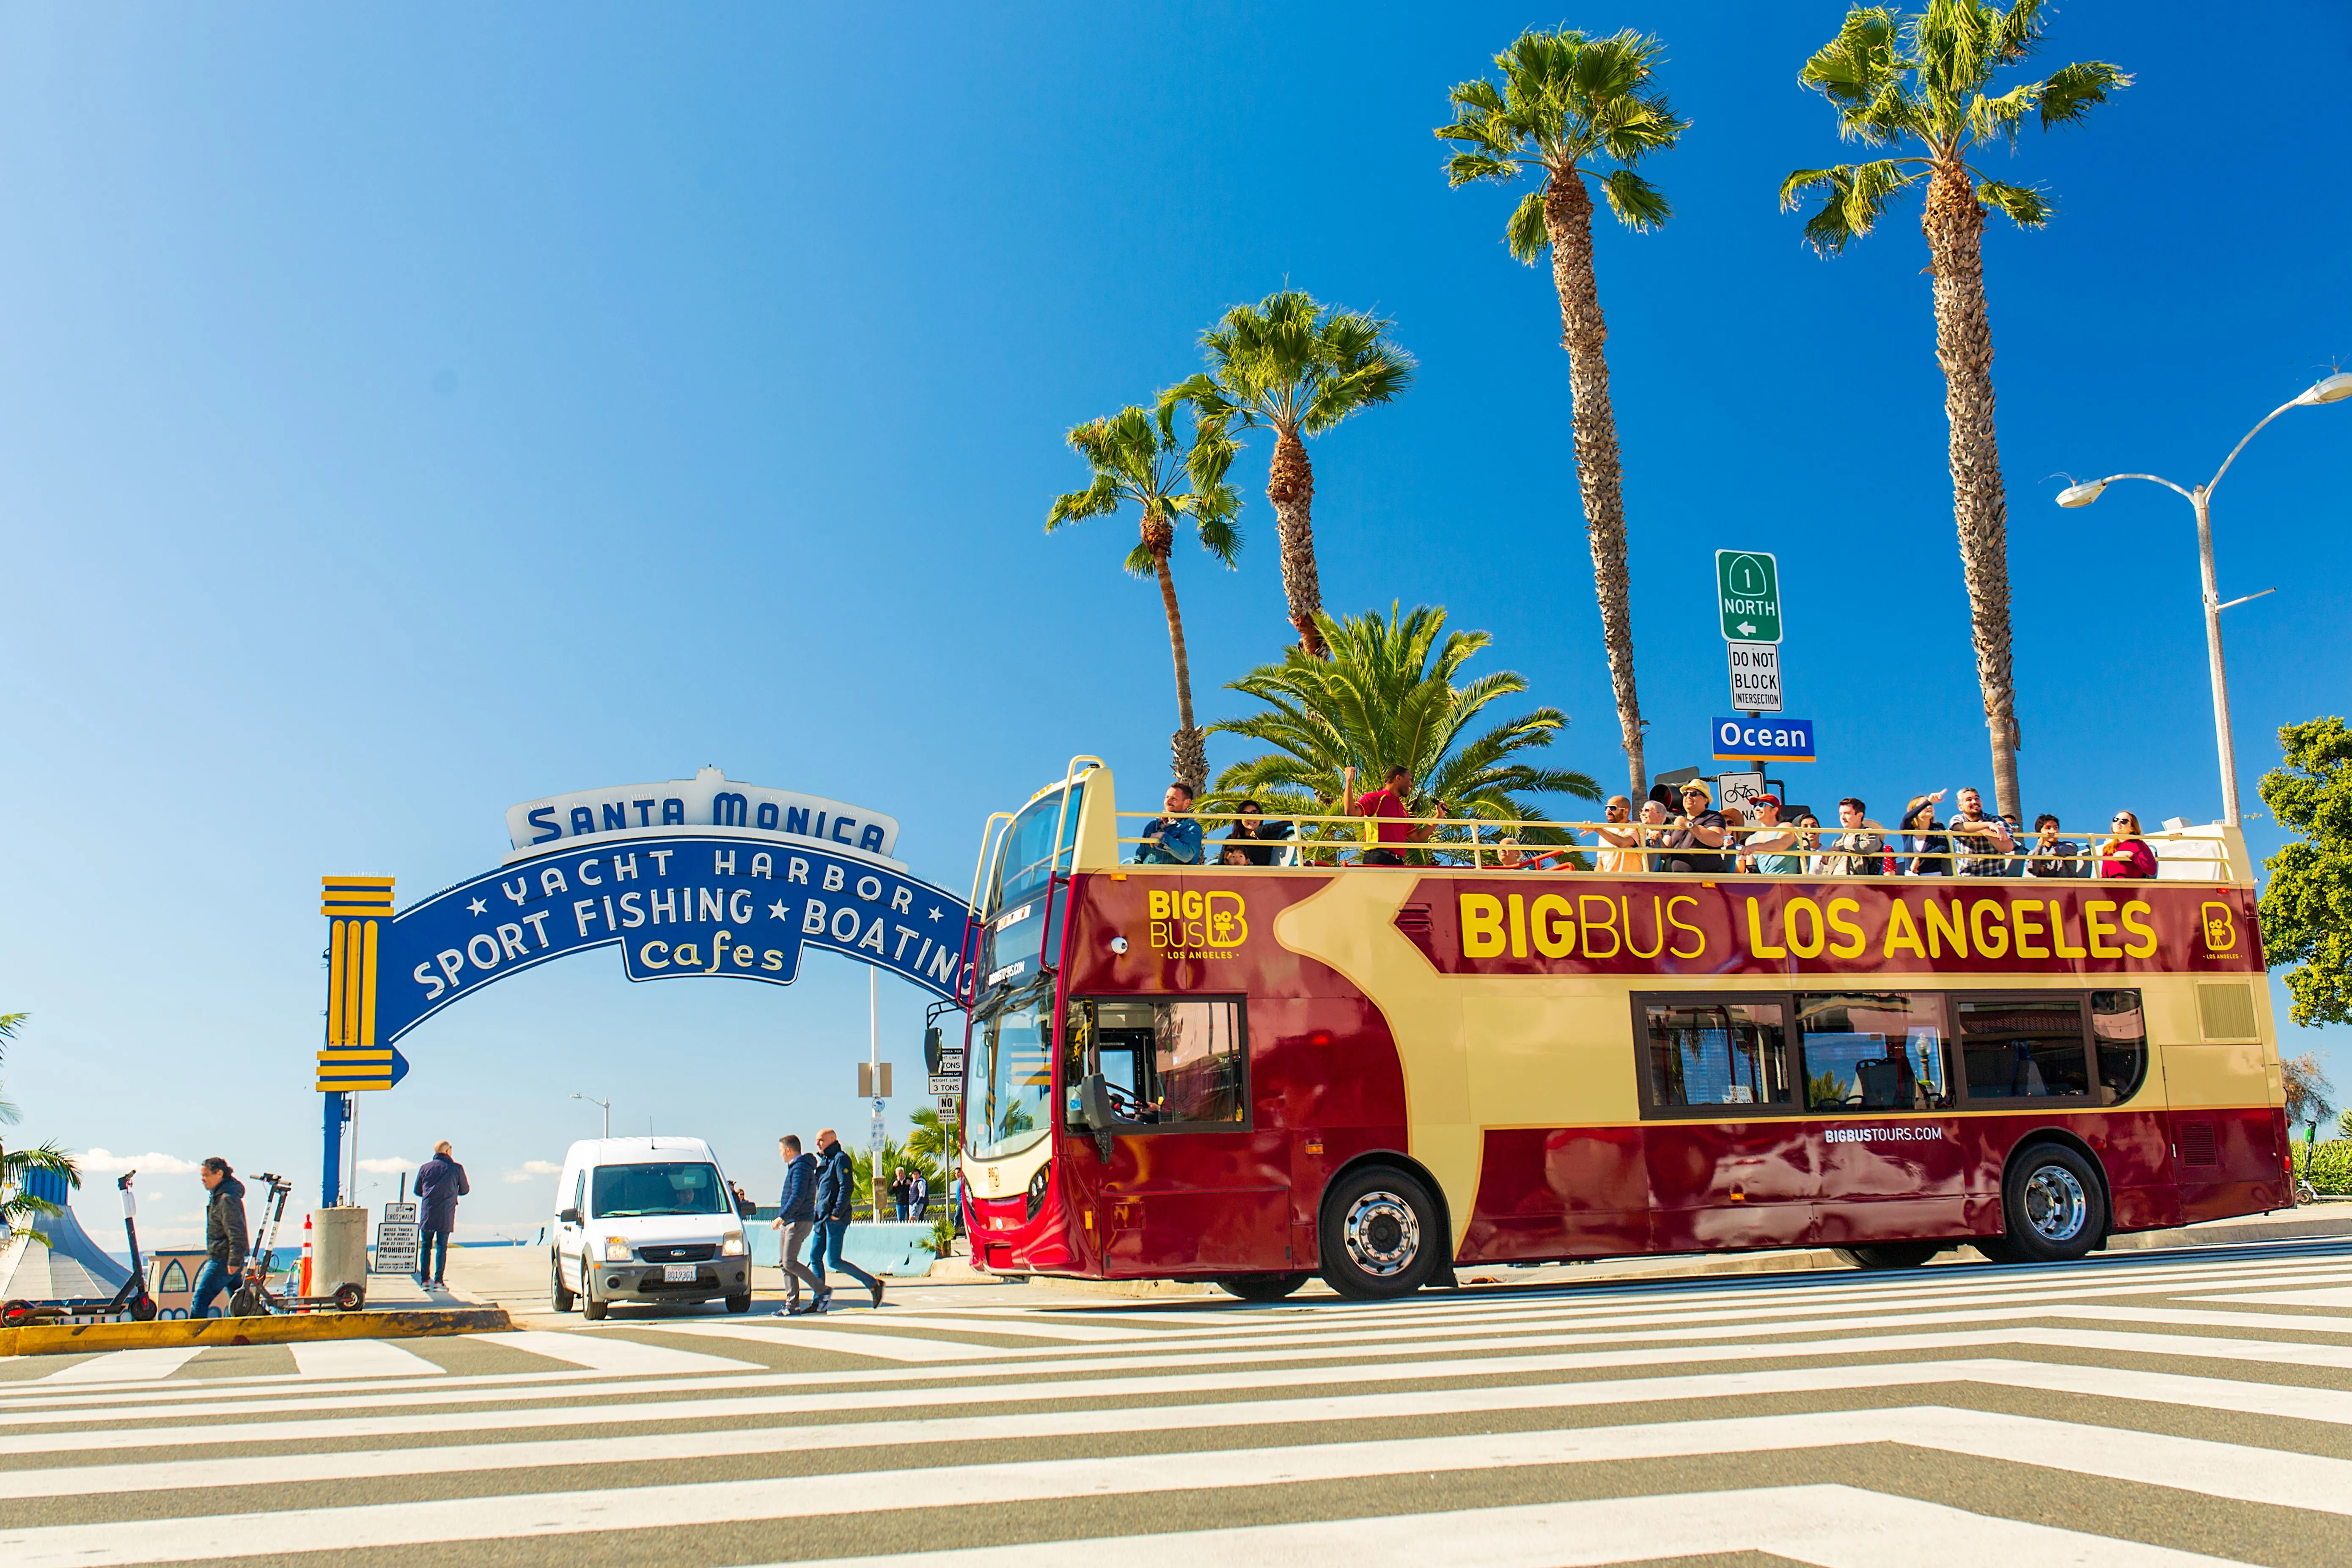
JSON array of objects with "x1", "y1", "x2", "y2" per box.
[{"x1": 662, "y1": 1264, "x2": 698, "y2": 1282}]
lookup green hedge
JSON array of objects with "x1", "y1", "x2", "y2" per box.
[{"x1": 2292, "y1": 1139, "x2": 2352, "y2": 1195}]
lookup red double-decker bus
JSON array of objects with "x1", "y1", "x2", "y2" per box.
[{"x1": 956, "y1": 760, "x2": 2290, "y2": 1299}]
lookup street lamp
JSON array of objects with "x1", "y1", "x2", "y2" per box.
[
  {"x1": 2055, "y1": 372, "x2": 2350, "y2": 827},
  {"x1": 572, "y1": 1093, "x2": 611, "y2": 1138}
]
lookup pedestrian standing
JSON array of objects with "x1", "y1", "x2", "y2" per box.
[
  {"x1": 769, "y1": 1135, "x2": 823, "y2": 1316},
  {"x1": 808, "y1": 1128, "x2": 884, "y2": 1311},
  {"x1": 415, "y1": 1141, "x2": 469, "y2": 1289},
  {"x1": 192, "y1": 1158, "x2": 247, "y2": 1320},
  {"x1": 909, "y1": 1166, "x2": 930, "y2": 1220}
]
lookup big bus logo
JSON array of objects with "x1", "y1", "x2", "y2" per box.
[
  {"x1": 1144, "y1": 888, "x2": 1249, "y2": 957},
  {"x1": 2199, "y1": 902, "x2": 2238, "y2": 957}
]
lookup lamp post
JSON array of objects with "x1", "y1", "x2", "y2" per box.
[
  {"x1": 2056, "y1": 371, "x2": 2352, "y2": 828},
  {"x1": 571, "y1": 1093, "x2": 610, "y2": 1138}
]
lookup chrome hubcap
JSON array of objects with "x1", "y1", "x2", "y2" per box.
[
  {"x1": 1342, "y1": 1191, "x2": 1420, "y2": 1277},
  {"x1": 2023, "y1": 1164, "x2": 2088, "y2": 1242}
]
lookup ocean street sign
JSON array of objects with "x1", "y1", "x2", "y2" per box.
[
  {"x1": 1716, "y1": 550, "x2": 1783, "y2": 643},
  {"x1": 1712, "y1": 715, "x2": 1816, "y2": 763},
  {"x1": 1726, "y1": 642, "x2": 1783, "y2": 712}
]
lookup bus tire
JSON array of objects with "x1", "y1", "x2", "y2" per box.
[
  {"x1": 1319, "y1": 1165, "x2": 1441, "y2": 1300},
  {"x1": 2001, "y1": 1142, "x2": 2106, "y2": 1263},
  {"x1": 1217, "y1": 1272, "x2": 1310, "y2": 1302},
  {"x1": 1836, "y1": 1243, "x2": 1943, "y2": 1271}
]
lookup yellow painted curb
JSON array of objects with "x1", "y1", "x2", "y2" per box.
[{"x1": 0, "y1": 1305, "x2": 511, "y2": 1358}]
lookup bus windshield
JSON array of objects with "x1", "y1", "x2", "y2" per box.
[
  {"x1": 990, "y1": 783, "x2": 1084, "y2": 920},
  {"x1": 967, "y1": 979, "x2": 1055, "y2": 1162}
]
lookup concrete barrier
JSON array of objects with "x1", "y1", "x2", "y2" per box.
[
  {"x1": 748, "y1": 1220, "x2": 938, "y2": 1276},
  {"x1": 0, "y1": 1304, "x2": 511, "y2": 1357}
]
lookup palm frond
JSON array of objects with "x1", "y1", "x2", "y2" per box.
[
  {"x1": 1975, "y1": 177, "x2": 2050, "y2": 227},
  {"x1": 1504, "y1": 190, "x2": 1549, "y2": 262},
  {"x1": 1780, "y1": 159, "x2": 1921, "y2": 254},
  {"x1": 1598, "y1": 168, "x2": 1671, "y2": 231},
  {"x1": 2036, "y1": 60, "x2": 2130, "y2": 129},
  {"x1": 1798, "y1": 7, "x2": 1906, "y2": 118}
]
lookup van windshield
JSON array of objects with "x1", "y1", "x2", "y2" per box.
[{"x1": 591, "y1": 1162, "x2": 728, "y2": 1218}]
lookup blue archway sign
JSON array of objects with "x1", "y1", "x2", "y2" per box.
[{"x1": 317, "y1": 770, "x2": 974, "y2": 1203}]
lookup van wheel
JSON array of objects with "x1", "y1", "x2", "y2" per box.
[
  {"x1": 1835, "y1": 1243, "x2": 1943, "y2": 1271},
  {"x1": 724, "y1": 1292, "x2": 751, "y2": 1314},
  {"x1": 551, "y1": 1252, "x2": 575, "y2": 1313},
  {"x1": 2001, "y1": 1143, "x2": 2106, "y2": 1263},
  {"x1": 1218, "y1": 1272, "x2": 1310, "y2": 1302},
  {"x1": 581, "y1": 1257, "x2": 608, "y2": 1321},
  {"x1": 1318, "y1": 1165, "x2": 1441, "y2": 1300}
]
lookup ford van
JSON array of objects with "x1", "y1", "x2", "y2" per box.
[{"x1": 550, "y1": 1137, "x2": 752, "y2": 1318}]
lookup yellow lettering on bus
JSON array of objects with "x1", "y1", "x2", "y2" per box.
[
  {"x1": 2050, "y1": 900, "x2": 2088, "y2": 959},
  {"x1": 1147, "y1": 890, "x2": 1171, "y2": 920},
  {"x1": 1579, "y1": 894, "x2": 1621, "y2": 959},
  {"x1": 1666, "y1": 895, "x2": 1704, "y2": 958},
  {"x1": 1882, "y1": 900, "x2": 1925, "y2": 958},
  {"x1": 2011, "y1": 901, "x2": 2050, "y2": 959},
  {"x1": 1181, "y1": 889, "x2": 1204, "y2": 921},
  {"x1": 1745, "y1": 898, "x2": 1786, "y2": 959},
  {"x1": 1969, "y1": 899, "x2": 2010, "y2": 959},
  {"x1": 1530, "y1": 893, "x2": 1577, "y2": 958},
  {"x1": 1622, "y1": 895, "x2": 1667, "y2": 960},
  {"x1": 2121, "y1": 900, "x2": 2158, "y2": 958},
  {"x1": 1826, "y1": 897, "x2": 1866, "y2": 959},
  {"x1": 2084, "y1": 899, "x2": 2121, "y2": 957},
  {"x1": 1506, "y1": 893, "x2": 1528, "y2": 958},
  {"x1": 1784, "y1": 898, "x2": 1825, "y2": 959},
  {"x1": 1923, "y1": 898, "x2": 1967, "y2": 958},
  {"x1": 1459, "y1": 894, "x2": 1506, "y2": 958}
]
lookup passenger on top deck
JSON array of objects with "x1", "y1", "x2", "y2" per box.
[
  {"x1": 1133, "y1": 782, "x2": 1203, "y2": 866},
  {"x1": 1741, "y1": 795, "x2": 1803, "y2": 876},
  {"x1": 1820, "y1": 798, "x2": 1885, "y2": 878},
  {"x1": 2097, "y1": 811, "x2": 2159, "y2": 880},
  {"x1": 1591, "y1": 796, "x2": 1643, "y2": 874},
  {"x1": 1662, "y1": 781, "x2": 1730, "y2": 875},
  {"x1": 2025, "y1": 813, "x2": 2087, "y2": 879},
  {"x1": 1948, "y1": 786, "x2": 2015, "y2": 876}
]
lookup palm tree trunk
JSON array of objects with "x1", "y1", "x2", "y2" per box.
[
  {"x1": 1543, "y1": 173, "x2": 1647, "y2": 803},
  {"x1": 1267, "y1": 425, "x2": 1327, "y2": 658},
  {"x1": 1923, "y1": 163, "x2": 2022, "y2": 820},
  {"x1": 1147, "y1": 528, "x2": 1208, "y2": 791}
]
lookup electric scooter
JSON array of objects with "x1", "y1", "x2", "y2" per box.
[
  {"x1": 0, "y1": 1169, "x2": 157, "y2": 1327},
  {"x1": 229, "y1": 1174, "x2": 365, "y2": 1315}
]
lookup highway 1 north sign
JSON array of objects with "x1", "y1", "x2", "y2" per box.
[{"x1": 1716, "y1": 550, "x2": 1783, "y2": 644}]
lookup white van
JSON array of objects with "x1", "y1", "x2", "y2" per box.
[{"x1": 550, "y1": 1137, "x2": 753, "y2": 1318}]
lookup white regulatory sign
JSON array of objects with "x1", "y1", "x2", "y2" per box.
[
  {"x1": 1715, "y1": 771, "x2": 1768, "y2": 817},
  {"x1": 928, "y1": 1074, "x2": 962, "y2": 1096},
  {"x1": 1726, "y1": 641, "x2": 1783, "y2": 713}
]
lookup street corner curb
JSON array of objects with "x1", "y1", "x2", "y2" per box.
[{"x1": 0, "y1": 1305, "x2": 512, "y2": 1358}]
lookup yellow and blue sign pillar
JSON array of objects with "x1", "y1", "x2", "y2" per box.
[{"x1": 319, "y1": 876, "x2": 399, "y2": 1204}]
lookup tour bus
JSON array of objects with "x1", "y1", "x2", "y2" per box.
[{"x1": 955, "y1": 759, "x2": 2290, "y2": 1299}]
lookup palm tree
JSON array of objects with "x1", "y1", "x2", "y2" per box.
[
  {"x1": 906, "y1": 1106, "x2": 954, "y2": 1167},
  {"x1": 1780, "y1": 1, "x2": 2127, "y2": 819},
  {"x1": 1049, "y1": 391, "x2": 1242, "y2": 791},
  {"x1": 1209, "y1": 604, "x2": 1600, "y2": 861},
  {"x1": 1179, "y1": 291, "x2": 1413, "y2": 660},
  {"x1": 1436, "y1": 27, "x2": 1685, "y2": 804},
  {"x1": 0, "y1": 1012, "x2": 23, "y2": 1127}
]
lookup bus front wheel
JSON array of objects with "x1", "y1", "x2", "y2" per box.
[
  {"x1": 1319, "y1": 1165, "x2": 1441, "y2": 1300},
  {"x1": 2000, "y1": 1143, "x2": 2106, "y2": 1263},
  {"x1": 1218, "y1": 1273, "x2": 1310, "y2": 1302}
]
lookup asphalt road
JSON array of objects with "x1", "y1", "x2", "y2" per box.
[{"x1": 4, "y1": 1237, "x2": 2351, "y2": 1566}]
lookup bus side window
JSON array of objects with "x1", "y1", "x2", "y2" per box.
[
  {"x1": 1794, "y1": 992, "x2": 1953, "y2": 1113},
  {"x1": 2090, "y1": 990, "x2": 2148, "y2": 1105},
  {"x1": 1956, "y1": 995, "x2": 2091, "y2": 1100},
  {"x1": 1640, "y1": 1000, "x2": 1792, "y2": 1111}
]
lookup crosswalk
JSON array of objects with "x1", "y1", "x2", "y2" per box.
[{"x1": 4, "y1": 1236, "x2": 2350, "y2": 1565}]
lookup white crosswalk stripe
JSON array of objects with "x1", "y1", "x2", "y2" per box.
[{"x1": 2, "y1": 1236, "x2": 2347, "y2": 1566}]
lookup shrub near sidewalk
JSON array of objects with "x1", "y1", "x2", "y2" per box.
[{"x1": 2292, "y1": 1140, "x2": 2352, "y2": 1196}]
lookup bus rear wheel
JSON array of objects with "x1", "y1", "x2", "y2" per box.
[
  {"x1": 1836, "y1": 1242, "x2": 1943, "y2": 1271},
  {"x1": 2000, "y1": 1143, "x2": 2106, "y2": 1263},
  {"x1": 1217, "y1": 1273, "x2": 1310, "y2": 1302},
  {"x1": 1319, "y1": 1165, "x2": 1441, "y2": 1300}
]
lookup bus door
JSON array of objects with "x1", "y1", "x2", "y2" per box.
[
  {"x1": 1066, "y1": 996, "x2": 1291, "y2": 1276},
  {"x1": 1635, "y1": 996, "x2": 1817, "y2": 1250},
  {"x1": 1796, "y1": 991, "x2": 1975, "y2": 1242}
]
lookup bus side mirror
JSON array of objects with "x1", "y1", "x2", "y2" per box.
[
  {"x1": 558, "y1": 1207, "x2": 580, "y2": 1225},
  {"x1": 1078, "y1": 1074, "x2": 1116, "y2": 1161}
]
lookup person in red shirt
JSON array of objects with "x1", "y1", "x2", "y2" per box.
[
  {"x1": 2097, "y1": 810, "x2": 2159, "y2": 879},
  {"x1": 1343, "y1": 765, "x2": 1414, "y2": 866}
]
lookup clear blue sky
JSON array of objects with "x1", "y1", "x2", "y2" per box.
[{"x1": 4, "y1": 4, "x2": 2347, "y2": 1246}]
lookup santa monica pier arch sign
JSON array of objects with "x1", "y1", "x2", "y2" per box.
[{"x1": 314, "y1": 768, "x2": 971, "y2": 1203}]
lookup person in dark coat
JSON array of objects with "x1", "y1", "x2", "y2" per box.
[
  {"x1": 414, "y1": 1140, "x2": 469, "y2": 1288},
  {"x1": 769, "y1": 1134, "x2": 823, "y2": 1316},
  {"x1": 192, "y1": 1157, "x2": 247, "y2": 1320},
  {"x1": 808, "y1": 1128, "x2": 882, "y2": 1312}
]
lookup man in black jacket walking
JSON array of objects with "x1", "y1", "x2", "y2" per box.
[
  {"x1": 415, "y1": 1142, "x2": 469, "y2": 1289},
  {"x1": 193, "y1": 1158, "x2": 247, "y2": 1320},
  {"x1": 808, "y1": 1128, "x2": 882, "y2": 1312}
]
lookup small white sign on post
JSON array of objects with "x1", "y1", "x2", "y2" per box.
[
  {"x1": 1726, "y1": 642, "x2": 1783, "y2": 713},
  {"x1": 373, "y1": 1220, "x2": 420, "y2": 1275},
  {"x1": 1715, "y1": 771, "x2": 1769, "y2": 818},
  {"x1": 928, "y1": 1074, "x2": 962, "y2": 1096}
]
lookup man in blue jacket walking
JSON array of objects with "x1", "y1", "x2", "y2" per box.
[
  {"x1": 769, "y1": 1135, "x2": 824, "y2": 1317},
  {"x1": 809, "y1": 1128, "x2": 883, "y2": 1312}
]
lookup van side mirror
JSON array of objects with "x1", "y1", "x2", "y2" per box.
[
  {"x1": 558, "y1": 1207, "x2": 581, "y2": 1225},
  {"x1": 1077, "y1": 1074, "x2": 1117, "y2": 1161}
]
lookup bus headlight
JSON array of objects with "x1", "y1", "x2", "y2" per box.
[
  {"x1": 719, "y1": 1232, "x2": 748, "y2": 1257},
  {"x1": 602, "y1": 1237, "x2": 634, "y2": 1262}
]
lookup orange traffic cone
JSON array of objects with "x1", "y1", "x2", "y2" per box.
[{"x1": 299, "y1": 1212, "x2": 314, "y2": 1299}]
